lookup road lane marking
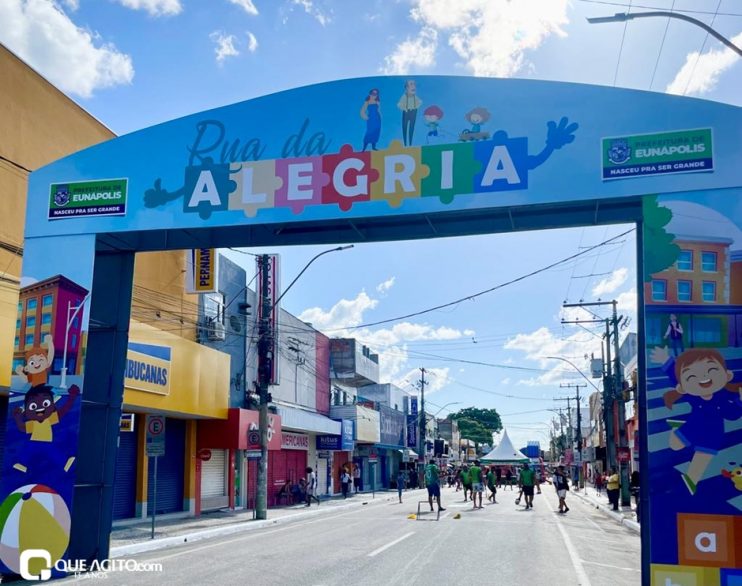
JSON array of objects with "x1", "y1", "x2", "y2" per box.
[
  {"x1": 555, "y1": 515, "x2": 592, "y2": 586},
  {"x1": 368, "y1": 532, "x2": 415, "y2": 557},
  {"x1": 581, "y1": 559, "x2": 640, "y2": 572}
]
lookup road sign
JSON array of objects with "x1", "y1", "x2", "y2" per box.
[
  {"x1": 246, "y1": 450, "x2": 261, "y2": 459},
  {"x1": 617, "y1": 447, "x2": 631, "y2": 463},
  {"x1": 146, "y1": 415, "x2": 166, "y2": 457},
  {"x1": 119, "y1": 413, "x2": 135, "y2": 432}
]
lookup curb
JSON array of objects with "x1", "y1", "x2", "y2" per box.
[
  {"x1": 571, "y1": 490, "x2": 640, "y2": 534},
  {"x1": 109, "y1": 491, "x2": 406, "y2": 558}
]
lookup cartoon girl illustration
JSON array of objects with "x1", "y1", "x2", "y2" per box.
[
  {"x1": 423, "y1": 105, "x2": 443, "y2": 140},
  {"x1": 360, "y1": 88, "x2": 381, "y2": 151},
  {"x1": 460, "y1": 107, "x2": 491, "y2": 141},
  {"x1": 653, "y1": 346, "x2": 742, "y2": 495}
]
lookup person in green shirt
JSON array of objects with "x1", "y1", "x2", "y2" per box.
[
  {"x1": 460, "y1": 464, "x2": 472, "y2": 503},
  {"x1": 518, "y1": 462, "x2": 538, "y2": 509},
  {"x1": 424, "y1": 459, "x2": 445, "y2": 512},
  {"x1": 486, "y1": 467, "x2": 497, "y2": 503},
  {"x1": 469, "y1": 460, "x2": 484, "y2": 509}
]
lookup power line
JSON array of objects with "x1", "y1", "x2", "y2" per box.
[
  {"x1": 649, "y1": 0, "x2": 676, "y2": 90},
  {"x1": 683, "y1": 0, "x2": 723, "y2": 96},
  {"x1": 613, "y1": 0, "x2": 633, "y2": 86},
  {"x1": 577, "y1": 0, "x2": 742, "y2": 16}
]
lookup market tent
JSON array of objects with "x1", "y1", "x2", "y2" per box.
[{"x1": 480, "y1": 430, "x2": 529, "y2": 463}]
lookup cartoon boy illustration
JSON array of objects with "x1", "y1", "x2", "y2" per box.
[
  {"x1": 15, "y1": 334, "x2": 54, "y2": 388},
  {"x1": 652, "y1": 346, "x2": 742, "y2": 495},
  {"x1": 423, "y1": 105, "x2": 443, "y2": 139}
]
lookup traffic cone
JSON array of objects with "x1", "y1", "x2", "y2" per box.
[{"x1": 407, "y1": 514, "x2": 417, "y2": 520}]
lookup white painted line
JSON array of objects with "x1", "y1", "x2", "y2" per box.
[
  {"x1": 555, "y1": 516, "x2": 592, "y2": 586},
  {"x1": 439, "y1": 512, "x2": 450, "y2": 521},
  {"x1": 581, "y1": 559, "x2": 640, "y2": 573},
  {"x1": 368, "y1": 532, "x2": 415, "y2": 557}
]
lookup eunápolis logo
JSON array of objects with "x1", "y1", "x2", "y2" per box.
[
  {"x1": 48, "y1": 178, "x2": 128, "y2": 220},
  {"x1": 125, "y1": 342, "x2": 171, "y2": 396}
]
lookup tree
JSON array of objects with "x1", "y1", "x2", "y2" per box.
[
  {"x1": 642, "y1": 195, "x2": 680, "y2": 281},
  {"x1": 450, "y1": 407, "x2": 502, "y2": 446}
]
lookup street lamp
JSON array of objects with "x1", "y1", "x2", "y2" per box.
[
  {"x1": 60, "y1": 294, "x2": 90, "y2": 389},
  {"x1": 431, "y1": 401, "x2": 461, "y2": 418},
  {"x1": 254, "y1": 244, "x2": 353, "y2": 521},
  {"x1": 587, "y1": 12, "x2": 742, "y2": 57}
]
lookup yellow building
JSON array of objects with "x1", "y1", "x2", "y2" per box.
[{"x1": 1, "y1": 44, "x2": 231, "y2": 520}]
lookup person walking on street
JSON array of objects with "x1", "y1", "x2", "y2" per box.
[
  {"x1": 305, "y1": 467, "x2": 320, "y2": 506},
  {"x1": 607, "y1": 468, "x2": 621, "y2": 511},
  {"x1": 461, "y1": 464, "x2": 472, "y2": 502},
  {"x1": 486, "y1": 466, "x2": 497, "y2": 503},
  {"x1": 495, "y1": 466, "x2": 502, "y2": 488},
  {"x1": 397, "y1": 468, "x2": 407, "y2": 504},
  {"x1": 353, "y1": 464, "x2": 361, "y2": 493},
  {"x1": 469, "y1": 460, "x2": 484, "y2": 510},
  {"x1": 554, "y1": 465, "x2": 570, "y2": 514},
  {"x1": 505, "y1": 468, "x2": 513, "y2": 490},
  {"x1": 595, "y1": 471, "x2": 604, "y2": 495},
  {"x1": 340, "y1": 467, "x2": 351, "y2": 499},
  {"x1": 424, "y1": 458, "x2": 445, "y2": 512},
  {"x1": 454, "y1": 467, "x2": 462, "y2": 491},
  {"x1": 518, "y1": 462, "x2": 537, "y2": 509}
]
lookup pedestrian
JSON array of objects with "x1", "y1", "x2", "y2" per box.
[
  {"x1": 554, "y1": 465, "x2": 570, "y2": 514},
  {"x1": 505, "y1": 467, "x2": 513, "y2": 490},
  {"x1": 664, "y1": 313, "x2": 684, "y2": 357},
  {"x1": 424, "y1": 458, "x2": 445, "y2": 512},
  {"x1": 607, "y1": 468, "x2": 620, "y2": 511},
  {"x1": 340, "y1": 467, "x2": 351, "y2": 499},
  {"x1": 305, "y1": 467, "x2": 320, "y2": 506},
  {"x1": 353, "y1": 463, "x2": 361, "y2": 493},
  {"x1": 469, "y1": 460, "x2": 484, "y2": 509},
  {"x1": 630, "y1": 470, "x2": 640, "y2": 521},
  {"x1": 397, "y1": 468, "x2": 407, "y2": 504},
  {"x1": 495, "y1": 466, "x2": 502, "y2": 488},
  {"x1": 454, "y1": 467, "x2": 462, "y2": 491},
  {"x1": 595, "y1": 471, "x2": 604, "y2": 495},
  {"x1": 486, "y1": 466, "x2": 497, "y2": 503},
  {"x1": 461, "y1": 464, "x2": 472, "y2": 502},
  {"x1": 518, "y1": 462, "x2": 537, "y2": 509}
]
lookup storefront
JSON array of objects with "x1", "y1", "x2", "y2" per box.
[
  {"x1": 199, "y1": 448, "x2": 229, "y2": 511},
  {"x1": 316, "y1": 419, "x2": 354, "y2": 494},
  {"x1": 376, "y1": 405, "x2": 406, "y2": 489}
]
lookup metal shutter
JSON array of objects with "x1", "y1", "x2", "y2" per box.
[
  {"x1": 200, "y1": 449, "x2": 228, "y2": 510},
  {"x1": 112, "y1": 428, "x2": 138, "y2": 519},
  {"x1": 147, "y1": 418, "x2": 185, "y2": 514}
]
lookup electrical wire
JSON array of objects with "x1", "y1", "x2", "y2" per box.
[
  {"x1": 683, "y1": 0, "x2": 723, "y2": 96},
  {"x1": 576, "y1": 0, "x2": 742, "y2": 16},
  {"x1": 649, "y1": 0, "x2": 676, "y2": 90},
  {"x1": 613, "y1": 0, "x2": 633, "y2": 86}
]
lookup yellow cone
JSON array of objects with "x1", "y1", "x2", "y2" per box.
[{"x1": 407, "y1": 514, "x2": 417, "y2": 520}]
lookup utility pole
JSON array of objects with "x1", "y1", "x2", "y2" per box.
[
  {"x1": 554, "y1": 397, "x2": 573, "y2": 479},
  {"x1": 561, "y1": 383, "x2": 586, "y2": 488},
  {"x1": 417, "y1": 368, "x2": 427, "y2": 480},
  {"x1": 255, "y1": 254, "x2": 272, "y2": 520},
  {"x1": 611, "y1": 300, "x2": 631, "y2": 507}
]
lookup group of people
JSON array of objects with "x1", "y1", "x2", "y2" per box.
[
  {"x1": 594, "y1": 468, "x2": 640, "y2": 515},
  {"x1": 276, "y1": 467, "x2": 321, "y2": 507}
]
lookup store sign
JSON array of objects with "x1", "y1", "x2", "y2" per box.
[
  {"x1": 410, "y1": 397, "x2": 418, "y2": 417},
  {"x1": 602, "y1": 128, "x2": 713, "y2": 180},
  {"x1": 186, "y1": 248, "x2": 218, "y2": 293},
  {"x1": 245, "y1": 411, "x2": 282, "y2": 450},
  {"x1": 379, "y1": 405, "x2": 405, "y2": 447},
  {"x1": 341, "y1": 419, "x2": 354, "y2": 450},
  {"x1": 125, "y1": 342, "x2": 171, "y2": 396},
  {"x1": 406, "y1": 415, "x2": 417, "y2": 448},
  {"x1": 256, "y1": 254, "x2": 281, "y2": 385},
  {"x1": 119, "y1": 413, "x2": 135, "y2": 432},
  {"x1": 281, "y1": 432, "x2": 309, "y2": 450},
  {"x1": 49, "y1": 178, "x2": 127, "y2": 219},
  {"x1": 316, "y1": 420, "x2": 354, "y2": 451}
]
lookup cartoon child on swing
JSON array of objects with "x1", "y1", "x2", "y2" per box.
[{"x1": 652, "y1": 345, "x2": 742, "y2": 495}]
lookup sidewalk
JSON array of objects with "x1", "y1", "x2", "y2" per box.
[
  {"x1": 110, "y1": 488, "x2": 425, "y2": 558},
  {"x1": 570, "y1": 484, "x2": 640, "y2": 534}
]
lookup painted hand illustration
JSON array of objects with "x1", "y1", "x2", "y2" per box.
[
  {"x1": 650, "y1": 345, "x2": 671, "y2": 365},
  {"x1": 528, "y1": 117, "x2": 579, "y2": 169},
  {"x1": 144, "y1": 178, "x2": 184, "y2": 208}
]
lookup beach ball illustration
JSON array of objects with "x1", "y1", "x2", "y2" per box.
[{"x1": 0, "y1": 484, "x2": 71, "y2": 575}]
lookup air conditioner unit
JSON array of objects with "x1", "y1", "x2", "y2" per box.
[{"x1": 207, "y1": 318, "x2": 226, "y2": 341}]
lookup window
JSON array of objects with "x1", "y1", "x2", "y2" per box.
[
  {"x1": 677, "y1": 250, "x2": 693, "y2": 271},
  {"x1": 41, "y1": 314, "x2": 52, "y2": 325},
  {"x1": 15, "y1": 319, "x2": 20, "y2": 331},
  {"x1": 701, "y1": 251, "x2": 718, "y2": 272},
  {"x1": 693, "y1": 317, "x2": 722, "y2": 343},
  {"x1": 26, "y1": 316, "x2": 36, "y2": 329},
  {"x1": 651, "y1": 280, "x2": 667, "y2": 302},
  {"x1": 14, "y1": 336, "x2": 19, "y2": 350},
  {"x1": 702, "y1": 281, "x2": 716, "y2": 302},
  {"x1": 12, "y1": 358, "x2": 24, "y2": 372},
  {"x1": 25, "y1": 334, "x2": 34, "y2": 347},
  {"x1": 677, "y1": 281, "x2": 692, "y2": 302},
  {"x1": 204, "y1": 292, "x2": 225, "y2": 324},
  {"x1": 646, "y1": 317, "x2": 662, "y2": 345},
  {"x1": 27, "y1": 298, "x2": 37, "y2": 311},
  {"x1": 42, "y1": 294, "x2": 53, "y2": 307},
  {"x1": 17, "y1": 302, "x2": 22, "y2": 314}
]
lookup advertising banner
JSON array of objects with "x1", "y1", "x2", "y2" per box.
[
  {"x1": 245, "y1": 411, "x2": 281, "y2": 451},
  {"x1": 124, "y1": 342, "x2": 171, "y2": 396},
  {"x1": 410, "y1": 396, "x2": 418, "y2": 417},
  {"x1": 379, "y1": 405, "x2": 405, "y2": 447},
  {"x1": 185, "y1": 248, "x2": 218, "y2": 294},
  {"x1": 406, "y1": 415, "x2": 417, "y2": 448},
  {"x1": 256, "y1": 254, "x2": 280, "y2": 385},
  {"x1": 48, "y1": 178, "x2": 127, "y2": 219},
  {"x1": 643, "y1": 192, "x2": 742, "y2": 584},
  {"x1": 602, "y1": 129, "x2": 713, "y2": 180},
  {"x1": 281, "y1": 432, "x2": 309, "y2": 450}
]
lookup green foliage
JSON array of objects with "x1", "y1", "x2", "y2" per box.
[
  {"x1": 642, "y1": 195, "x2": 680, "y2": 282},
  {"x1": 450, "y1": 407, "x2": 502, "y2": 444}
]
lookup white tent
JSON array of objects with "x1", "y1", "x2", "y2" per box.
[{"x1": 480, "y1": 430, "x2": 529, "y2": 463}]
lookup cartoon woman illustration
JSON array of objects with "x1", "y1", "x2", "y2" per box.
[
  {"x1": 360, "y1": 88, "x2": 381, "y2": 151},
  {"x1": 423, "y1": 105, "x2": 443, "y2": 140},
  {"x1": 664, "y1": 314, "x2": 684, "y2": 357},
  {"x1": 460, "y1": 107, "x2": 491, "y2": 141},
  {"x1": 653, "y1": 346, "x2": 742, "y2": 495}
]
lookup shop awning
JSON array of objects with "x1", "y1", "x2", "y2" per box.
[
  {"x1": 399, "y1": 448, "x2": 418, "y2": 458},
  {"x1": 276, "y1": 405, "x2": 341, "y2": 435}
]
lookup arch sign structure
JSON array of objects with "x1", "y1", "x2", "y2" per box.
[{"x1": 2, "y1": 76, "x2": 741, "y2": 583}]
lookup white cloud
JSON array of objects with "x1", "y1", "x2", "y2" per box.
[
  {"x1": 299, "y1": 291, "x2": 377, "y2": 331},
  {"x1": 247, "y1": 31, "x2": 258, "y2": 52},
  {"x1": 381, "y1": 27, "x2": 438, "y2": 74},
  {"x1": 386, "y1": 0, "x2": 570, "y2": 77},
  {"x1": 291, "y1": 0, "x2": 331, "y2": 26},
  {"x1": 501, "y1": 377, "x2": 511, "y2": 385},
  {"x1": 666, "y1": 32, "x2": 742, "y2": 96},
  {"x1": 228, "y1": 0, "x2": 258, "y2": 16},
  {"x1": 115, "y1": 0, "x2": 182, "y2": 17},
  {"x1": 0, "y1": 0, "x2": 134, "y2": 98},
  {"x1": 210, "y1": 31, "x2": 240, "y2": 63},
  {"x1": 592, "y1": 267, "x2": 629, "y2": 297},
  {"x1": 62, "y1": 0, "x2": 78, "y2": 10},
  {"x1": 376, "y1": 277, "x2": 395, "y2": 294},
  {"x1": 392, "y1": 367, "x2": 451, "y2": 396}
]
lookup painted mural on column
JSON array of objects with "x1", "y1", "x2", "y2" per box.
[
  {"x1": 643, "y1": 191, "x2": 742, "y2": 585},
  {"x1": 0, "y1": 235, "x2": 94, "y2": 579}
]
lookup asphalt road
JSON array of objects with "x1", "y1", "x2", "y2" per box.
[{"x1": 62, "y1": 486, "x2": 641, "y2": 586}]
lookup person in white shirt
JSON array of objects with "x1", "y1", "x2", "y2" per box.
[{"x1": 305, "y1": 467, "x2": 320, "y2": 506}]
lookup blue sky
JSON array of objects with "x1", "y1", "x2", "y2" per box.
[{"x1": 2, "y1": 0, "x2": 740, "y2": 448}]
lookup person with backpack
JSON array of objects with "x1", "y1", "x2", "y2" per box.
[
  {"x1": 424, "y1": 458, "x2": 445, "y2": 512},
  {"x1": 554, "y1": 465, "x2": 570, "y2": 514}
]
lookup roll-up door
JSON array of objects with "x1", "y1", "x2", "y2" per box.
[
  {"x1": 112, "y1": 428, "x2": 138, "y2": 519},
  {"x1": 200, "y1": 449, "x2": 228, "y2": 511},
  {"x1": 147, "y1": 418, "x2": 185, "y2": 514}
]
